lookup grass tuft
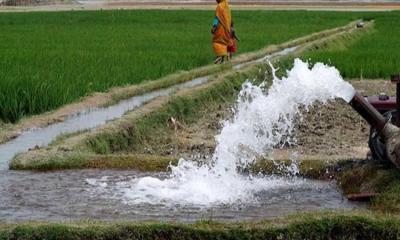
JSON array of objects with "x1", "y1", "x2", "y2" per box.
[{"x1": 1, "y1": 214, "x2": 400, "y2": 240}]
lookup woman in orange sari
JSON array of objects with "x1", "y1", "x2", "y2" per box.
[{"x1": 211, "y1": 0, "x2": 232, "y2": 64}]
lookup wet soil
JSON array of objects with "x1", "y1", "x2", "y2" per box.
[
  {"x1": 173, "y1": 80, "x2": 393, "y2": 161},
  {"x1": 296, "y1": 100, "x2": 369, "y2": 156}
]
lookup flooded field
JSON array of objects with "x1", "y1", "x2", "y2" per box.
[{"x1": 0, "y1": 169, "x2": 362, "y2": 223}]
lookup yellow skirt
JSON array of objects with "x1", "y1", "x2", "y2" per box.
[{"x1": 213, "y1": 42, "x2": 228, "y2": 57}]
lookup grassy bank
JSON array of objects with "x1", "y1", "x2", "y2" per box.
[
  {"x1": 1, "y1": 213, "x2": 400, "y2": 240},
  {"x1": 85, "y1": 67, "x2": 265, "y2": 156},
  {"x1": 337, "y1": 160, "x2": 400, "y2": 214},
  {"x1": 10, "y1": 62, "x2": 269, "y2": 171},
  {"x1": 0, "y1": 10, "x2": 361, "y2": 122},
  {"x1": 302, "y1": 11, "x2": 400, "y2": 79}
]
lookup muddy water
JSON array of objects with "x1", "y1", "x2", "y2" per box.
[{"x1": 0, "y1": 169, "x2": 362, "y2": 223}]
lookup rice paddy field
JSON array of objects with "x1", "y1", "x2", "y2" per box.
[
  {"x1": 0, "y1": 10, "x2": 363, "y2": 123},
  {"x1": 303, "y1": 11, "x2": 400, "y2": 79},
  {"x1": 3, "y1": 8, "x2": 400, "y2": 239}
]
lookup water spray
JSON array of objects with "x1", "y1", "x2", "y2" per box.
[{"x1": 110, "y1": 59, "x2": 357, "y2": 206}]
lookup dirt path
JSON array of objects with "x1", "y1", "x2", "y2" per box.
[
  {"x1": 1, "y1": 1, "x2": 400, "y2": 11},
  {"x1": 0, "y1": 0, "x2": 400, "y2": 12},
  {"x1": 106, "y1": 1, "x2": 400, "y2": 11}
]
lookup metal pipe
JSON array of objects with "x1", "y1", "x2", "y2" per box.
[
  {"x1": 349, "y1": 91, "x2": 387, "y2": 133},
  {"x1": 349, "y1": 90, "x2": 400, "y2": 168}
]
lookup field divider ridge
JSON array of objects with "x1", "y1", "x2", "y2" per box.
[
  {"x1": 0, "y1": 20, "x2": 361, "y2": 145},
  {"x1": 8, "y1": 19, "x2": 373, "y2": 171}
]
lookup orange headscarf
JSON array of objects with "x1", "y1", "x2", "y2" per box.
[{"x1": 212, "y1": 0, "x2": 232, "y2": 57}]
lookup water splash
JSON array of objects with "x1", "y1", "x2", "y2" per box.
[
  {"x1": 212, "y1": 59, "x2": 355, "y2": 172},
  {"x1": 91, "y1": 58, "x2": 355, "y2": 207}
]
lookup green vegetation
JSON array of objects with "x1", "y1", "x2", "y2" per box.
[
  {"x1": 85, "y1": 67, "x2": 260, "y2": 156},
  {"x1": 372, "y1": 181, "x2": 400, "y2": 214},
  {"x1": 253, "y1": 158, "x2": 342, "y2": 179},
  {"x1": 10, "y1": 21, "x2": 367, "y2": 171},
  {"x1": 337, "y1": 161, "x2": 400, "y2": 195},
  {"x1": 9, "y1": 152, "x2": 178, "y2": 171},
  {"x1": 332, "y1": 158, "x2": 400, "y2": 217},
  {"x1": 303, "y1": 11, "x2": 400, "y2": 79},
  {"x1": 0, "y1": 10, "x2": 360, "y2": 122},
  {"x1": 1, "y1": 214, "x2": 400, "y2": 240},
  {"x1": 10, "y1": 61, "x2": 270, "y2": 171},
  {"x1": 335, "y1": 159, "x2": 400, "y2": 215},
  {"x1": 4, "y1": 9, "x2": 397, "y2": 124},
  {"x1": 374, "y1": 181, "x2": 400, "y2": 214}
]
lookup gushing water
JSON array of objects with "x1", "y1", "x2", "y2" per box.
[{"x1": 90, "y1": 59, "x2": 355, "y2": 207}]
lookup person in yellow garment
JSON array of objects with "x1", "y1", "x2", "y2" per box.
[{"x1": 211, "y1": 0, "x2": 232, "y2": 64}]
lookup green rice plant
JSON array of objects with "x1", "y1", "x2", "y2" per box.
[
  {"x1": 302, "y1": 11, "x2": 400, "y2": 80},
  {"x1": 0, "y1": 10, "x2": 360, "y2": 122}
]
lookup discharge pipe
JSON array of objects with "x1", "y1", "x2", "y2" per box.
[{"x1": 349, "y1": 91, "x2": 400, "y2": 168}]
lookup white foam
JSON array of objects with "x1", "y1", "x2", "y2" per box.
[
  {"x1": 95, "y1": 59, "x2": 355, "y2": 207},
  {"x1": 212, "y1": 58, "x2": 355, "y2": 173}
]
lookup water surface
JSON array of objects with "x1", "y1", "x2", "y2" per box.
[{"x1": 0, "y1": 169, "x2": 362, "y2": 223}]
